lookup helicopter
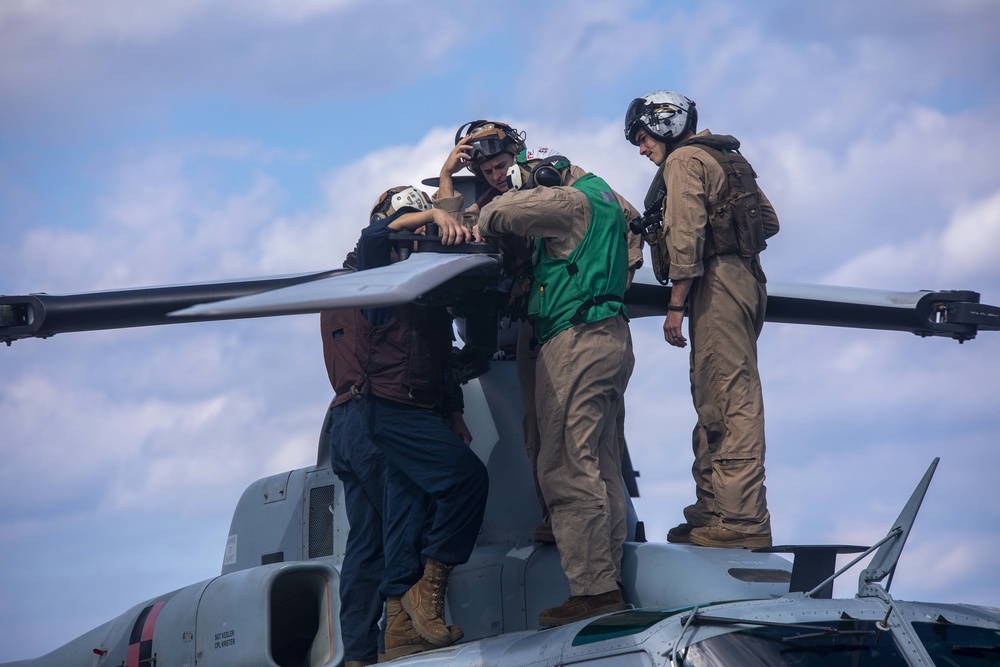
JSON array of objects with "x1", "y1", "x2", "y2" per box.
[{"x1": 3, "y1": 173, "x2": 1000, "y2": 666}]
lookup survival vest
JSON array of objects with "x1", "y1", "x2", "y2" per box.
[
  {"x1": 321, "y1": 304, "x2": 458, "y2": 413},
  {"x1": 679, "y1": 134, "x2": 769, "y2": 276},
  {"x1": 528, "y1": 173, "x2": 629, "y2": 344},
  {"x1": 642, "y1": 133, "x2": 769, "y2": 285}
]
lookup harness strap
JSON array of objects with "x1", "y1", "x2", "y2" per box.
[{"x1": 569, "y1": 294, "x2": 624, "y2": 326}]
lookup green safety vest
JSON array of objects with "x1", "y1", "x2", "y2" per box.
[{"x1": 528, "y1": 173, "x2": 628, "y2": 344}]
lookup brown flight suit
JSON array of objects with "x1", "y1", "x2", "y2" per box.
[
  {"x1": 662, "y1": 130, "x2": 780, "y2": 536},
  {"x1": 479, "y1": 172, "x2": 640, "y2": 596},
  {"x1": 436, "y1": 173, "x2": 642, "y2": 550}
]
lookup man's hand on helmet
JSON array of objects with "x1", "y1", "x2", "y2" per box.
[{"x1": 441, "y1": 136, "x2": 476, "y2": 179}]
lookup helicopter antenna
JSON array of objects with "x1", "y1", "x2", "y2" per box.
[
  {"x1": 794, "y1": 458, "x2": 939, "y2": 599},
  {"x1": 856, "y1": 457, "x2": 939, "y2": 601}
]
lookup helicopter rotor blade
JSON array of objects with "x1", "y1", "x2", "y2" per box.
[
  {"x1": 0, "y1": 270, "x2": 347, "y2": 344},
  {"x1": 171, "y1": 252, "x2": 502, "y2": 319},
  {"x1": 625, "y1": 266, "x2": 1000, "y2": 342},
  {"x1": 4, "y1": 251, "x2": 996, "y2": 344},
  {"x1": 1, "y1": 253, "x2": 503, "y2": 344}
]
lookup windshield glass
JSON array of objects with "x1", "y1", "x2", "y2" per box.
[
  {"x1": 912, "y1": 621, "x2": 1000, "y2": 666},
  {"x1": 680, "y1": 620, "x2": 909, "y2": 666}
]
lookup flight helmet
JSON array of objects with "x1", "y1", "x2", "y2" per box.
[
  {"x1": 505, "y1": 147, "x2": 571, "y2": 191},
  {"x1": 370, "y1": 185, "x2": 432, "y2": 222},
  {"x1": 455, "y1": 120, "x2": 527, "y2": 176},
  {"x1": 624, "y1": 91, "x2": 697, "y2": 146}
]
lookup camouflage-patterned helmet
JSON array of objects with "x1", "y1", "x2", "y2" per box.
[
  {"x1": 455, "y1": 120, "x2": 527, "y2": 175},
  {"x1": 369, "y1": 185, "x2": 432, "y2": 221}
]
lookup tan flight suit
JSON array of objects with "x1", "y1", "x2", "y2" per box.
[
  {"x1": 478, "y1": 173, "x2": 639, "y2": 596},
  {"x1": 437, "y1": 174, "x2": 642, "y2": 547},
  {"x1": 434, "y1": 189, "x2": 552, "y2": 521},
  {"x1": 662, "y1": 130, "x2": 780, "y2": 536}
]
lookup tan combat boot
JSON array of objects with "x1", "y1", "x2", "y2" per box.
[
  {"x1": 688, "y1": 526, "x2": 772, "y2": 549},
  {"x1": 538, "y1": 589, "x2": 629, "y2": 627},
  {"x1": 401, "y1": 558, "x2": 460, "y2": 647},
  {"x1": 383, "y1": 597, "x2": 432, "y2": 661},
  {"x1": 382, "y1": 597, "x2": 463, "y2": 661}
]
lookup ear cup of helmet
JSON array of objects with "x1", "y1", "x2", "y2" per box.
[
  {"x1": 526, "y1": 156, "x2": 569, "y2": 189},
  {"x1": 527, "y1": 164, "x2": 561, "y2": 188}
]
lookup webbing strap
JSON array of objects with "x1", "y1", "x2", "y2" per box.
[{"x1": 569, "y1": 294, "x2": 623, "y2": 325}]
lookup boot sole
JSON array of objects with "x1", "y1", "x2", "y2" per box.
[
  {"x1": 382, "y1": 643, "x2": 432, "y2": 661},
  {"x1": 688, "y1": 535, "x2": 772, "y2": 549},
  {"x1": 539, "y1": 602, "x2": 628, "y2": 627},
  {"x1": 667, "y1": 523, "x2": 696, "y2": 544}
]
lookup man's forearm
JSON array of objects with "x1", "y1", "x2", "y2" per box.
[{"x1": 670, "y1": 278, "x2": 693, "y2": 309}]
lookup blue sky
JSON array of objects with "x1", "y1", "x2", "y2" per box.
[{"x1": 2, "y1": 0, "x2": 1000, "y2": 661}]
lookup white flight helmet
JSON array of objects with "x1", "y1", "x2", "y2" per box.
[
  {"x1": 370, "y1": 185, "x2": 431, "y2": 221},
  {"x1": 624, "y1": 90, "x2": 697, "y2": 146}
]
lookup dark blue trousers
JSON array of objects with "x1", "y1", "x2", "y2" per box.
[
  {"x1": 363, "y1": 395, "x2": 489, "y2": 598},
  {"x1": 328, "y1": 402, "x2": 386, "y2": 663}
]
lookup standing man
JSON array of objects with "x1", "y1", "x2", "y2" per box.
[
  {"x1": 436, "y1": 123, "x2": 643, "y2": 546},
  {"x1": 624, "y1": 90, "x2": 780, "y2": 549},
  {"x1": 354, "y1": 186, "x2": 488, "y2": 659},
  {"x1": 479, "y1": 148, "x2": 635, "y2": 626},
  {"x1": 320, "y1": 249, "x2": 386, "y2": 667}
]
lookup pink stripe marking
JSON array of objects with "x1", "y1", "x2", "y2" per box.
[{"x1": 141, "y1": 601, "x2": 166, "y2": 642}]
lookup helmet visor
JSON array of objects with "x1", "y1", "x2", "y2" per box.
[
  {"x1": 624, "y1": 97, "x2": 647, "y2": 145},
  {"x1": 469, "y1": 133, "x2": 509, "y2": 161},
  {"x1": 625, "y1": 97, "x2": 685, "y2": 144}
]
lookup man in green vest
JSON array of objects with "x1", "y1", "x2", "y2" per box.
[
  {"x1": 478, "y1": 148, "x2": 636, "y2": 627},
  {"x1": 624, "y1": 90, "x2": 780, "y2": 550}
]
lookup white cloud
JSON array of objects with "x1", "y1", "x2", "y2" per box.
[
  {"x1": 824, "y1": 188, "x2": 1000, "y2": 292},
  {"x1": 11, "y1": 141, "x2": 288, "y2": 291},
  {"x1": 0, "y1": 0, "x2": 467, "y2": 133},
  {"x1": 940, "y1": 190, "x2": 1000, "y2": 283},
  {"x1": 0, "y1": 0, "x2": 366, "y2": 44},
  {"x1": 0, "y1": 0, "x2": 209, "y2": 43}
]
